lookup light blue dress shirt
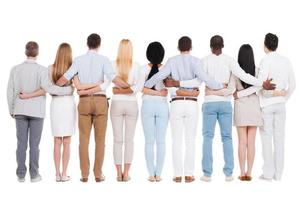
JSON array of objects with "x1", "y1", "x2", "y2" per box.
[{"x1": 64, "y1": 50, "x2": 116, "y2": 84}]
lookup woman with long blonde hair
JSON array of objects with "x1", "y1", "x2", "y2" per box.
[
  {"x1": 110, "y1": 39, "x2": 144, "y2": 181},
  {"x1": 19, "y1": 43, "x2": 76, "y2": 182}
]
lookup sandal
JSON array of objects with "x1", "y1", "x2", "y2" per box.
[
  {"x1": 123, "y1": 175, "x2": 131, "y2": 182},
  {"x1": 185, "y1": 176, "x2": 195, "y2": 183},
  {"x1": 155, "y1": 176, "x2": 162, "y2": 182},
  {"x1": 80, "y1": 178, "x2": 88, "y2": 182},
  {"x1": 148, "y1": 176, "x2": 156, "y2": 182},
  {"x1": 238, "y1": 176, "x2": 247, "y2": 181},
  {"x1": 95, "y1": 175, "x2": 105, "y2": 182},
  {"x1": 173, "y1": 177, "x2": 182, "y2": 183},
  {"x1": 245, "y1": 176, "x2": 252, "y2": 181}
]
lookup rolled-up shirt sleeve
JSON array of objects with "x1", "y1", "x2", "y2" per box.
[{"x1": 193, "y1": 59, "x2": 223, "y2": 90}]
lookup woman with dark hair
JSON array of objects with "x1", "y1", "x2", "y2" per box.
[
  {"x1": 141, "y1": 42, "x2": 169, "y2": 182},
  {"x1": 206, "y1": 44, "x2": 285, "y2": 181}
]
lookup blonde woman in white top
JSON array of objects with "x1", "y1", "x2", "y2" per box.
[{"x1": 110, "y1": 39, "x2": 144, "y2": 181}]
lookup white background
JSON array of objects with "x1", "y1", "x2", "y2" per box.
[{"x1": 0, "y1": 0, "x2": 299, "y2": 199}]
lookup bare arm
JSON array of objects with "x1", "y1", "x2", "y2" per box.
[
  {"x1": 18, "y1": 89, "x2": 46, "y2": 99},
  {"x1": 112, "y1": 76, "x2": 131, "y2": 88},
  {"x1": 77, "y1": 86, "x2": 101, "y2": 96},
  {"x1": 142, "y1": 87, "x2": 167, "y2": 97},
  {"x1": 56, "y1": 76, "x2": 69, "y2": 87},
  {"x1": 112, "y1": 87, "x2": 133, "y2": 94},
  {"x1": 73, "y1": 76, "x2": 99, "y2": 90},
  {"x1": 176, "y1": 89, "x2": 199, "y2": 97}
]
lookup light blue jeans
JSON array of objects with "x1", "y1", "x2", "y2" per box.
[
  {"x1": 141, "y1": 99, "x2": 169, "y2": 177},
  {"x1": 202, "y1": 101, "x2": 234, "y2": 177}
]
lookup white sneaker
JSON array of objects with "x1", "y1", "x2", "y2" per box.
[
  {"x1": 31, "y1": 175, "x2": 42, "y2": 183},
  {"x1": 259, "y1": 175, "x2": 272, "y2": 181},
  {"x1": 200, "y1": 176, "x2": 211, "y2": 182},
  {"x1": 225, "y1": 176, "x2": 234, "y2": 182},
  {"x1": 18, "y1": 177, "x2": 25, "y2": 182}
]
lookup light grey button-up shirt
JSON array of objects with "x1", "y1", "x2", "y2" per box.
[
  {"x1": 63, "y1": 50, "x2": 116, "y2": 94},
  {"x1": 7, "y1": 59, "x2": 73, "y2": 118},
  {"x1": 144, "y1": 54, "x2": 223, "y2": 98}
]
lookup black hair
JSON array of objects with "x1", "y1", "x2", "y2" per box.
[
  {"x1": 146, "y1": 41, "x2": 165, "y2": 89},
  {"x1": 238, "y1": 44, "x2": 256, "y2": 89},
  {"x1": 210, "y1": 35, "x2": 224, "y2": 50},
  {"x1": 87, "y1": 33, "x2": 101, "y2": 49},
  {"x1": 178, "y1": 36, "x2": 192, "y2": 52},
  {"x1": 264, "y1": 33, "x2": 278, "y2": 51}
]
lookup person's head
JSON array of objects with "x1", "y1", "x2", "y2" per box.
[
  {"x1": 52, "y1": 43, "x2": 73, "y2": 84},
  {"x1": 146, "y1": 41, "x2": 165, "y2": 66},
  {"x1": 210, "y1": 35, "x2": 224, "y2": 54},
  {"x1": 178, "y1": 36, "x2": 192, "y2": 52},
  {"x1": 238, "y1": 44, "x2": 256, "y2": 89},
  {"x1": 264, "y1": 33, "x2": 278, "y2": 53},
  {"x1": 146, "y1": 41, "x2": 165, "y2": 81},
  {"x1": 87, "y1": 33, "x2": 101, "y2": 50},
  {"x1": 25, "y1": 41, "x2": 39, "y2": 58},
  {"x1": 116, "y1": 39, "x2": 133, "y2": 82}
]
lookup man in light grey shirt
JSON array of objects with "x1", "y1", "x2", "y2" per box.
[{"x1": 7, "y1": 41, "x2": 73, "y2": 182}]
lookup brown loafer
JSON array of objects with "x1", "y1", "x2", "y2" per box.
[
  {"x1": 238, "y1": 176, "x2": 247, "y2": 181},
  {"x1": 245, "y1": 176, "x2": 252, "y2": 181},
  {"x1": 80, "y1": 178, "x2": 88, "y2": 182},
  {"x1": 173, "y1": 177, "x2": 182, "y2": 183},
  {"x1": 185, "y1": 176, "x2": 195, "y2": 183}
]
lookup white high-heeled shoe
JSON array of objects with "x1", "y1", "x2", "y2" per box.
[
  {"x1": 56, "y1": 175, "x2": 61, "y2": 182},
  {"x1": 61, "y1": 176, "x2": 71, "y2": 182}
]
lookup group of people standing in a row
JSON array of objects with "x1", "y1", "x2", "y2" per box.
[{"x1": 7, "y1": 33, "x2": 295, "y2": 183}]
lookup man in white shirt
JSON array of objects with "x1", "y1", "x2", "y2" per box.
[
  {"x1": 258, "y1": 33, "x2": 295, "y2": 181},
  {"x1": 166, "y1": 35, "x2": 275, "y2": 182}
]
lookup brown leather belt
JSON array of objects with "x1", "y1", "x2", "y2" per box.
[
  {"x1": 171, "y1": 97, "x2": 197, "y2": 102},
  {"x1": 80, "y1": 94, "x2": 106, "y2": 98}
]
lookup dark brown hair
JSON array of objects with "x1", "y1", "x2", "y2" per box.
[
  {"x1": 178, "y1": 36, "x2": 192, "y2": 52},
  {"x1": 87, "y1": 33, "x2": 101, "y2": 49},
  {"x1": 210, "y1": 35, "x2": 224, "y2": 50},
  {"x1": 25, "y1": 41, "x2": 39, "y2": 57}
]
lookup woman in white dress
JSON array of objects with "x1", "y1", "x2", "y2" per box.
[{"x1": 19, "y1": 43, "x2": 76, "y2": 182}]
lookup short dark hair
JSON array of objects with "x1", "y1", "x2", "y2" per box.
[
  {"x1": 178, "y1": 36, "x2": 192, "y2": 52},
  {"x1": 25, "y1": 41, "x2": 39, "y2": 57},
  {"x1": 87, "y1": 33, "x2": 101, "y2": 49},
  {"x1": 210, "y1": 35, "x2": 224, "y2": 50},
  {"x1": 264, "y1": 33, "x2": 278, "y2": 51}
]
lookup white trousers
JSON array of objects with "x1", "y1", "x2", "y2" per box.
[
  {"x1": 170, "y1": 100, "x2": 199, "y2": 177},
  {"x1": 260, "y1": 103, "x2": 286, "y2": 180}
]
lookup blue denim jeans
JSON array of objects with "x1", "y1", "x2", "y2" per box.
[
  {"x1": 141, "y1": 99, "x2": 169, "y2": 177},
  {"x1": 202, "y1": 101, "x2": 234, "y2": 177}
]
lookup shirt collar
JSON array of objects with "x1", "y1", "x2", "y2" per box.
[
  {"x1": 87, "y1": 49, "x2": 98, "y2": 54},
  {"x1": 24, "y1": 58, "x2": 37, "y2": 64}
]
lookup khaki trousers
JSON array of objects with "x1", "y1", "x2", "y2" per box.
[{"x1": 78, "y1": 96, "x2": 108, "y2": 178}]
